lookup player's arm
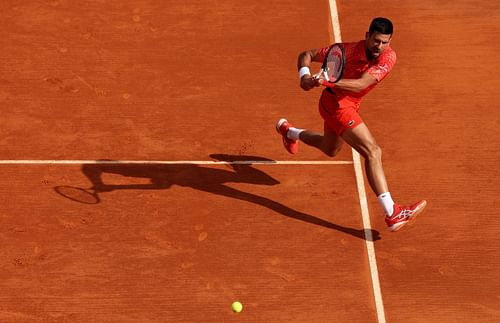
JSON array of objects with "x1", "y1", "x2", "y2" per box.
[
  {"x1": 297, "y1": 49, "x2": 323, "y2": 91},
  {"x1": 332, "y1": 72, "x2": 378, "y2": 93},
  {"x1": 336, "y1": 52, "x2": 395, "y2": 93}
]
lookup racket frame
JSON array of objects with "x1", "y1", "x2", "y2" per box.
[{"x1": 313, "y1": 43, "x2": 346, "y2": 85}]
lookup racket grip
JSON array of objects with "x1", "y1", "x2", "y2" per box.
[{"x1": 319, "y1": 79, "x2": 335, "y2": 88}]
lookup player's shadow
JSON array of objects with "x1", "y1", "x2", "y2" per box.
[{"x1": 70, "y1": 154, "x2": 380, "y2": 241}]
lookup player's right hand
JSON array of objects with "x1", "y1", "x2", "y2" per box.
[{"x1": 300, "y1": 75, "x2": 320, "y2": 91}]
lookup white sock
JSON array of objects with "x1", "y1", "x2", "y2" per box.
[
  {"x1": 377, "y1": 192, "x2": 395, "y2": 216},
  {"x1": 287, "y1": 127, "x2": 304, "y2": 140}
]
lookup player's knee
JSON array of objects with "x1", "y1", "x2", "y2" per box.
[
  {"x1": 366, "y1": 143, "x2": 382, "y2": 160},
  {"x1": 322, "y1": 146, "x2": 341, "y2": 157},
  {"x1": 323, "y1": 149, "x2": 335, "y2": 157}
]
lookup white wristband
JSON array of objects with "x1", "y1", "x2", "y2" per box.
[{"x1": 299, "y1": 66, "x2": 311, "y2": 78}]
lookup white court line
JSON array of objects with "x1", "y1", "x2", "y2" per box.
[
  {"x1": 328, "y1": 1, "x2": 386, "y2": 322},
  {"x1": 0, "y1": 160, "x2": 353, "y2": 165}
]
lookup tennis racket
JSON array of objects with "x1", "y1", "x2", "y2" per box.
[{"x1": 313, "y1": 43, "x2": 346, "y2": 87}]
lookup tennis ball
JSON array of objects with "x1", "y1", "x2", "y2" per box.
[{"x1": 231, "y1": 301, "x2": 243, "y2": 313}]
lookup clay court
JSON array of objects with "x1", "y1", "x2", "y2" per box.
[{"x1": 1, "y1": 0, "x2": 499, "y2": 322}]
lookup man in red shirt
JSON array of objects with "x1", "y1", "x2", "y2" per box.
[{"x1": 276, "y1": 17, "x2": 426, "y2": 231}]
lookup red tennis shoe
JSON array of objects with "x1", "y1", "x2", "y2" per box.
[
  {"x1": 385, "y1": 200, "x2": 427, "y2": 232},
  {"x1": 276, "y1": 118, "x2": 298, "y2": 154}
]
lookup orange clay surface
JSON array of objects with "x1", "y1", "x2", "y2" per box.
[{"x1": 0, "y1": 1, "x2": 499, "y2": 322}]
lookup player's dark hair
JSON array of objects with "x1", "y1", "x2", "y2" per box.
[{"x1": 369, "y1": 17, "x2": 393, "y2": 35}]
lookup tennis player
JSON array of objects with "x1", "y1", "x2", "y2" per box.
[{"x1": 276, "y1": 17, "x2": 426, "y2": 231}]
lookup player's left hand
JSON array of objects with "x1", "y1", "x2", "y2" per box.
[{"x1": 300, "y1": 75, "x2": 320, "y2": 91}]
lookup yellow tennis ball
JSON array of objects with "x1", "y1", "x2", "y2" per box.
[{"x1": 231, "y1": 301, "x2": 243, "y2": 313}]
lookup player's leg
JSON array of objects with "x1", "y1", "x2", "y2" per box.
[
  {"x1": 340, "y1": 123, "x2": 387, "y2": 195},
  {"x1": 276, "y1": 119, "x2": 344, "y2": 157},
  {"x1": 298, "y1": 125, "x2": 344, "y2": 157},
  {"x1": 341, "y1": 122, "x2": 427, "y2": 231},
  {"x1": 276, "y1": 90, "x2": 346, "y2": 155}
]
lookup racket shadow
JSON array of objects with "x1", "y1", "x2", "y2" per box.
[
  {"x1": 55, "y1": 155, "x2": 380, "y2": 241},
  {"x1": 54, "y1": 185, "x2": 100, "y2": 204}
]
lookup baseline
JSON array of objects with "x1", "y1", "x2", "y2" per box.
[{"x1": 0, "y1": 160, "x2": 353, "y2": 165}]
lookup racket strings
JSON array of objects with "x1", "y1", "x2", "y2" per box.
[{"x1": 324, "y1": 50, "x2": 343, "y2": 81}]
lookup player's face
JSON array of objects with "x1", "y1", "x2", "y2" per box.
[{"x1": 365, "y1": 31, "x2": 392, "y2": 60}]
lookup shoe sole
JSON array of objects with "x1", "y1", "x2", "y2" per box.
[
  {"x1": 389, "y1": 200, "x2": 427, "y2": 232},
  {"x1": 276, "y1": 118, "x2": 288, "y2": 135}
]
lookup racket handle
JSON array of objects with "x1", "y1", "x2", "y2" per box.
[
  {"x1": 313, "y1": 71, "x2": 335, "y2": 88},
  {"x1": 319, "y1": 79, "x2": 336, "y2": 88}
]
